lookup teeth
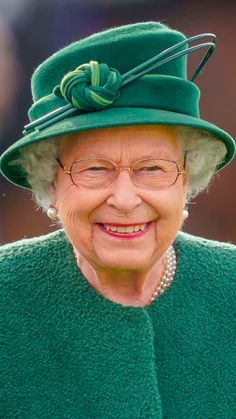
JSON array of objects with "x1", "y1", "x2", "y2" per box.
[
  {"x1": 103, "y1": 223, "x2": 147, "y2": 233},
  {"x1": 117, "y1": 226, "x2": 126, "y2": 233},
  {"x1": 110, "y1": 226, "x2": 117, "y2": 232},
  {"x1": 126, "y1": 226, "x2": 134, "y2": 233}
]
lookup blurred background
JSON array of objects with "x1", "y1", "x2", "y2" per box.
[{"x1": 0, "y1": 0, "x2": 235, "y2": 245}]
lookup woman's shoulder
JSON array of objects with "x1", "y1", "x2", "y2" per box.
[
  {"x1": 0, "y1": 229, "x2": 74, "y2": 318},
  {"x1": 173, "y1": 232, "x2": 236, "y2": 313},
  {"x1": 176, "y1": 230, "x2": 236, "y2": 255},
  {"x1": 0, "y1": 229, "x2": 69, "y2": 280},
  {"x1": 175, "y1": 231, "x2": 236, "y2": 282},
  {"x1": 0, "y1": 228, "x2": 65, "y2": 255}
]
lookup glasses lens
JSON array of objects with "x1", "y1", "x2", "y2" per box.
[
  {"x1": 71, "y1": 159, "x2": 116, "y2": 188},
  {"x1": 132, "y1": 159, "x2": 178, "y2": 189}
]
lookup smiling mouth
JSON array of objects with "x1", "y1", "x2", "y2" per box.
[{"x1": 98, "y1": 222, "x2": 150, "y2": 234}]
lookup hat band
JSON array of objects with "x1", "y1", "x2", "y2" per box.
[{"x1": 28, "y1": 75, "x2": 200, "y2": 122}]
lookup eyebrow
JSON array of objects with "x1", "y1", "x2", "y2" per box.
[{"x1": 71, "y1": 151, "x2": 178, "y2": 161}]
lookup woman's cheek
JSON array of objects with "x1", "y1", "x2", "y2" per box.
[{"x1": 55, "y1": 187, "x2": 93, "y2": 234}]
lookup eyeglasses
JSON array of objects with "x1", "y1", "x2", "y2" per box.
[{"x1": 57, "y1": 157, "x2": 186, "y2": 190}]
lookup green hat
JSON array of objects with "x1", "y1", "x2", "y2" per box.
[{"x1": 0, "y1": 21, "x2": 235, "y2": 189}]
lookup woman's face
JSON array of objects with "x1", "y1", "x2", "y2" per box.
[{"x1": 53, "y1": 125, "x2": 188, "y2": 273}]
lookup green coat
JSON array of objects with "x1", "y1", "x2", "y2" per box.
[{"x1": 1, "y1": 230, "x2": 235, "y2": 418}]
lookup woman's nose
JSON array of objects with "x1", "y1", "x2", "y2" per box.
[{"x1": 106, "y1": 170, "x2": 142, "y2": 212}]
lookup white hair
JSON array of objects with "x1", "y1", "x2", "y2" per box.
[{"x1": 13, "y1": 126, "x2": 227, "y2": 211}]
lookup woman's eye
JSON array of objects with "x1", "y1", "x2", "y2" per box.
[
  {"x1": 140, "y1": 165, "x2": 163, "y2": 172},
  {"x1": 86, "y1": 166, "x2": 107, "y2": 171},
  {"x1": 82, "y1": 166, "x2": 114, "y2": 175}
]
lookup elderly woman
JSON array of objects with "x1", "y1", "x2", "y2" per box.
[{"x1": 0, "y1": 22, "x2": 235, "y2": 418}]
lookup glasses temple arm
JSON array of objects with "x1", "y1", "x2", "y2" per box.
[{"x1": 56, "y1": 158, "x2": 65, "y2": 170}]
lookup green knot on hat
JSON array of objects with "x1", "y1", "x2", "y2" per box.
[
  {"x1": 0, "y1": 21, "x2": 235, "y2": 189},
  {"x1": 60, "y1": 60, "x2": 123, "y2": 111}
]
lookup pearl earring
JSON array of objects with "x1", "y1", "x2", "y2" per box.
[
  {"x1": 47, "y1": 205, "x2": 58, "y2": 220},
  {"x1": 183, "y1": 208, "x2": 189, "y2": 220}
]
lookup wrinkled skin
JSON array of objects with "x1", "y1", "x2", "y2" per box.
[{"x1": 52, "y1": 125, "x2": 188, "y2": 306}]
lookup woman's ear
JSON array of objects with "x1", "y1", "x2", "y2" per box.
[
  {"x1": 48, "y1": 183, "x2": 57, "y2": 207},
  {"x1": 46, "y1": 184, "x2": 59, "y2": 221},
  {"x1": 182, "y1": 173, "x2": 189, "y2": 215},
  {"x1": 182, "y1": 166, "x2": 189, "y2": 185},
  {"x1": 182, "y1": 171, "x2": 189, "y2": 200}
]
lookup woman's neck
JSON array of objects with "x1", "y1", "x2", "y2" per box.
[{"x1": 73, "y1": 249, "x2": 166, "y2": 307}]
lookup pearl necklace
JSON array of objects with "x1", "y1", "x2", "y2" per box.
[{"x1": 150, "y1": 246, "x2": 177, "y2": 302}]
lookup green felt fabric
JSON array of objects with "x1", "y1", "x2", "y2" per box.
[
  {"x1": 31, "y1": 22, "x2": 187, "y2": 101},
  {"x1": 0, "y1": 21, "x2": 235, "y2": 188},
  {"x1": 1, "y1": 230, "x2": 235, "y2": 418}
]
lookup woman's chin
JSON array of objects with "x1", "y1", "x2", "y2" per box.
[{"x1": 93, "y1": 248, "x2": 154, "y2": 272}]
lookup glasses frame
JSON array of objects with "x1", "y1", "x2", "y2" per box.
[{"x1": 57, "y1": 156, "x2": 186, "y2": 190}]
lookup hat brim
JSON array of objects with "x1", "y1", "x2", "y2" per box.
[{"x1": 0, "y1": 107, "x2": 235, "y2": 189}]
